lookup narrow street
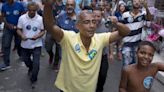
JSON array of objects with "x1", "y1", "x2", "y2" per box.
[{"x1": 0, "y1": 47, "x2": 163, "y2": 92}]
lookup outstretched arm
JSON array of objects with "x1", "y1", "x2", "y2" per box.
[
  {"x1": 108, "y1": 16, "x2": 130, "y2": 43},
  {"x1": 142, "y1": 0, "x2": 153, "y2": 21},
  {"x1": 43, "y1": 0, "x2": 63, "y2": 42},
  {"x1": 155, "y1": 62, "x2": 164, "y2": 72}
]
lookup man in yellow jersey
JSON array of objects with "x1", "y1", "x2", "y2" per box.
[{"x1": 43, "y1": 0, "x2": 130, "y2": 92}]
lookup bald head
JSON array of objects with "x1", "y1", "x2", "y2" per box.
[
  {"x1": 66, "y1": 0, "x2": 75, "y2": 4},
  {"x1": 76, "y1": 10, "x2": 97, "y2": 38},
  {"x1": 66, "y1": 0, "x2": 75, "y2": 7},
  {"x1": 76, "y1": 10, "x2": 95, "y2": 24}
]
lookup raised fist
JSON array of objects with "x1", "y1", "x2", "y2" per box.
[
  {"x1": 108, "y1": 16, "x2": 118, "y2": 25},
  {"x1": 140, "y1": 0, "x2": 148, "y2": 8}
]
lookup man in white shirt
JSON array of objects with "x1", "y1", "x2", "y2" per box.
[{"x1": 17, "y1": 2, "x2": 45, "y2": 88}]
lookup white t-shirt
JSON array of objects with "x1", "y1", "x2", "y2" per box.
[{"x1": 17, "y1": 13, "x2": 44, "y2": 49}]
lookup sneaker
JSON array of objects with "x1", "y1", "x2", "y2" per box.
[{"x1": 0, "y1": 64, "x2": 11, "y2": 71}]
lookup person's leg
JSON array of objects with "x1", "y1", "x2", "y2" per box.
[
  {"x1": 14, "y1": 31, "x2": 22, "y2": 57},
  {"x1": 0, "y1": 49, "x2": 4, "y2": 57},
  {"x1": 45, "y1": 33, "x2": 55, "y2": 64},
  {"x1": 1, "y1": 29, "x2": 13, "y2": 67},
  {"x1": 130, "y1": 46, "x2": 137, "y2": 64},
  {"x1": 121, "y1": 46, "x2": 133, "y2": 66},
  {"x1": 12, "y1": 37, "x2": 16, "y2": 51},
  {"x1": 21, "y1": 48, "x2": 33, "y2": 75},
  {"x1": 96, "y1": 54, "x2": 109, "y2": 92},
  {"x1": 31, "y1": 47, "x2": 41, "y2": 83},
  {"x1": 53, "y1": 42, "x2": 61, "y2": 69}
]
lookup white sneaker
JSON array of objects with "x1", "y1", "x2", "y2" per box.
[{"x1": 0, "y1": 64, "x2": 11, "y2": 71}]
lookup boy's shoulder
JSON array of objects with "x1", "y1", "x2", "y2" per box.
[
  {"x1": 123, "y1": 63, "x2": 161, "y2": 74},
  {"x1": 122, "y1": 64, "x2": 136, "y2": 74},
  {"x1": 151, "y1": 62, "x2": 164, "y2": 71},
  {"x1": 123, "y1": 64, "x2": 136, "y2": 70}
]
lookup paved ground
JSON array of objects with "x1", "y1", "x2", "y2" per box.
[
  {"x1": 0, "y1": 49, "x2": 58, "y2": 92},
  {"x1": 0, "y1": 48, "x2": 113, "y2": 92},
  {"x1": 0, "y1": 48, "x2": 163, "y2": 92},
  {"x1": 0, "y1": 32, "x2": 163, "y2": 92},
  {"x1": 0, "y1": 48, "x2": 123, "y2": 92}
]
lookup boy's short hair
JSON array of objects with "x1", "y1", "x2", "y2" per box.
[{"x1": 137, "y1": 41, "x2": 156, "y2": 51}]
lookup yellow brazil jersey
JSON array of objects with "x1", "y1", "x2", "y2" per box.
[{"x1": 55, "y1": 30, "x2": 111, "y2": 92}]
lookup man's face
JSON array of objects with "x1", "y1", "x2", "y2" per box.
[
  {"x1": 133, "y1": 0, "x2": 141, "y2": 9},
  {"x1": 66, "y1": 0, "x2": 75, "y2": 14},
  {"x1": 77, "y1": 12, "x2": 97, "y2": 38},
  {"x1": 98, "y1": 2, "x2": 105, "y2": 11},
  {"x1": 93, "y1": 10, "x2": 102, "y2": 25},
  {"x1": 91, "y1": 1, "x2": 96, "y2": 8},
  {"x1": 28, "y1": 5, "x2": 37, "y2": 18},
  {"x1": 105, "y1": 3, "x2": 112, "y2": 11},
  {"x1": 137, "y1": 45, "x2": 155, "y2": 67}
]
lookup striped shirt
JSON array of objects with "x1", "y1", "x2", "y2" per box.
[{"x1": 122, "y1": 11, "x2": 146, "y2": 47}]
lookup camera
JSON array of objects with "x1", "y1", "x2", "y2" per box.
[{"x1": 105, "y1": 18, "x2": 112, "y2": 28}]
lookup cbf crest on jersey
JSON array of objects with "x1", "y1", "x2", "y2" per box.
[
  {"x1": 13, "y1": 10, "x2": 20, "y2": 15},
  {"x1": 26, "y1": 25, "x2": 31, "y2": 30},
  {"x1": 88, "y1": 49, "x2": 97, "y2": 60},
  {"x1": 64, "y1": 19, "x2": 69, "y2": 24},
  {"x1": 143, "y1": 76, "x2": 153, "y2": 89},
  {"x1": 32, "y1": 27, "x2": 38, "y2": 31},
  {"x1": 6, "y1": 11, "x2": 10, "y2": 15},
  {"x1": 75, "y1": 43, "x2": 81, "y2": 53},
  {"x1": 127, "y1": 17, "x2": 134, "y2": 23},
  {"x1": 26, "y1": 25, "x2": 38, "y2": 32},
  {"x1": 138, "y1": 16, "x2": 143, "y2": 22}
]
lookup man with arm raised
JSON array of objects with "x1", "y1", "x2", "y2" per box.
[{"x1": 43, "y1": 0, "x2": 130, "y2": 92}]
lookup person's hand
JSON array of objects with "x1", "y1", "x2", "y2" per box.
[
  {"x1": 108, "y1": 54, "x2": 114, "y2": 63},
  {"x1": 108, "y1": 16, "x2": 118, "y2": 25},
  {"x1": 141, "y1": 0, "x2": 148, "y2": 8},
  {"x1": 8, "y1": 24, "x2": 17, "y2": 30},
  {"x1": 21, "y1": 35, "x2": 27, "y2": 41},
  {"x1": 31, "y1": 35, "x2": 38, "y2": 40}
]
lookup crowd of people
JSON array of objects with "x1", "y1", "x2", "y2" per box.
[{"x1": 0, "y1": 0, "x2": 164, "y2": 92}]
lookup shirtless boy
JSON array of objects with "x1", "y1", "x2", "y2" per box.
[{"x1": 119, "y1": 41, "x2": 164, "y2": 92}]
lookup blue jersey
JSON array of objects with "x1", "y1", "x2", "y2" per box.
[
  {"x1": 57, "y1": 12, "x2": 79, "y2": 33},
  {"x1": 2, "y1": 2, "x2": 25, "y2": 25}
]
